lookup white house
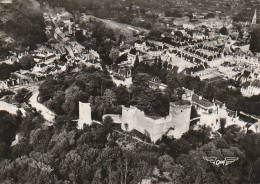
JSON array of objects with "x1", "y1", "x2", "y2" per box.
[{"x1": 241, "y1": 80, "x2": 260, "y2": 97}]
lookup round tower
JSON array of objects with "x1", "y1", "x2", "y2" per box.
[
  {"x1": 169, "y1": 100, "x2": 191, "y2": 139},
  {"x1": 121, "y1": 106, "x2": 137, "y2": 131}
]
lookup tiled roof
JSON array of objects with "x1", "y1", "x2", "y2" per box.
[
  {"x1": 242, "y1": 70, "x2": 251, "y2": 78},
  {"x1": 239, "y1": 112, "x2": 258, "y2": 124},
  {"x1": 242, "y1": 81, "x2": 250, "y2": 88},
  {"x1": 46, "y1": 54, "x2": 56, "y2": 60},
  {"x1": 192, "y1": 94, "x2": 213, "y2": 108},
  {"x1": 173, "y1": 100, "x2": 191, "y2": 106},
  {"x1": 251, "y1": 80, "x2": 260, "y2": 88}
]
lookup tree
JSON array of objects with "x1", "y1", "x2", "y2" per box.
[
  {"x1": 165, "y1": 10, "x2": 182, "y2": 17},
  {"x1": 101, "y1": 54, "x2": 113, "y2": 65},
  {"x1": 157, "y1": 57, "x2": 162, "y2": 70},
  {"x1": 240, "y1": 133, "x2": 260, "y2": 182},
  {"x1": 75, "y1": 30, "x2": 86, "y2": 43},
  {"x1": 0, "y1": 62, "x2": 21, "y2": 80},
  {"x1": 163, "y1": 61, "x2": 168, "y2": 70},
  {"x1": 174, "y1": 31, "x2": 183, "y2": 37},
  {"x1": 89, "y1": 88, "x2": 119, "y2": 120},
  {"x1": 39, "y1": 77, "x2": 59, "y2": 103},
  {"x1": 109, "y1": 47, "x2": 120, "y2": 63},
  {"x1": 0, "y1": 155, "x2": 59, "y2": 183},
  {"x1": 116, "y1": 54, "x2": 127, "y2": 64},
  {"x1": 19, "y1": 55, "x2": 35, "y2": 70},
  {"x1": 134, "y1": 55, "x2": 139, "y2": 68},
  {"x1": 46, "y1": 90, "x2": 65, "y2": 115},
  {"x1": 113, "y1": 85, "x2": 130, "y2": 105},
  {"x1": 147, "y1": 22, "x2": 166, "y2": 39},
  {"x1": 118, "y1": 34, "x2": 126, "y2": 44},
  {"x1": 239, "y1": 30, "x2": 244, "y2": 39},
  {"x1": 250, "y1": 27, "x2": 260, "y2": 53},
  {"x1": 204, "y1": 13, "x2": 215, "y2": 19},
  {"x1": 176, "y1": 138, "x2": 244, "y2": 184},
  {"x1": 103, "y1": 116, "x2": 114, "y2": 134},
  {"x1": 219, "y1": 26, "x2": 228, "y2": 35},
  {"x1": 129, "y1": 48, "x2": 137, "y2": 55},
  {"x1": 60, "y1": 54, "x2": 68, "y2": 63},
  {"x1": 166, "y1": 70, "x2": 182, "y2": 93},
  {"x1": 103, "y1": 89, "x2": 117, "y2": 105},
  {"x1": 233, "y1": 12, "x2": 250, "y2": 22},
  {"x1": 62, "y1": 85, "x2": 89, "y2": 117},
  {"x1": 0, "y1": 111, "x2": 21, "y2": 158},
  {"x1": 15, "y1": 88, "x2": 30, "y2": 103},
  {"x1": 0, "y1": 90, "x2": 15, "y2": 99}
]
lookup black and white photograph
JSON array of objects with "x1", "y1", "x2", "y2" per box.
[{"x1": 0, "y1": 0, "x2": 260, "y2": 183}]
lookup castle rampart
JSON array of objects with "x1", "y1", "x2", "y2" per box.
[{"x1": 121, "y1": 100, "x2": 191, "y2": 142}]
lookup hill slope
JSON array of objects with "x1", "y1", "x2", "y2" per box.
[{"x1": 0, "y1": 0, "x2": 47, "y2": 56}]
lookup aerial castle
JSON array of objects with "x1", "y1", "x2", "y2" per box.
[
  {"x1": 103, "y1": 100, "x2": 192, "y2": 142},
  {"x1": 78, "y1": 88, "x2": 260, "y2": 140},
  {"x1": 79, "y1": 100, "x2": 191, "y2": 142},
  {"x1": 121, "y1": 101, "x2": 191, "y2": 141}
]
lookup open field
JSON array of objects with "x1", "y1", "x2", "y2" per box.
[
  {"x1": 84, "y1": 15, "x2": 150, "y2": 40},
  {"x1": 170, "y1": 54, "x2": 195, "y2": 71}
]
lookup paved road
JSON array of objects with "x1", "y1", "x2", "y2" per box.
[{"x1": 29, "y1": 90, "x2": 55, "y2": 123}]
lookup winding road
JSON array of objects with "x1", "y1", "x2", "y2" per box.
[{"x1": 29, "y1": 90, "x2": 55, "y2": 123}]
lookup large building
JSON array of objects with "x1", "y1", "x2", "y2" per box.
[
  {"x1": 182, "y1": 88, "x2": 260, "y2": 133},
  {"x1": 103, "y1": 100, "x2": 192, "y2": 142},
  {"x1": 241, "y1": 80, "x2": 260, "y2": 97}
]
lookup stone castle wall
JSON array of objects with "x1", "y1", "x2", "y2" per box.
[
  {"x1": 82, "y1": 100, "x2": 192, "y2": 142},
  {"x1": 121, "y1": 101, "x2": 191, "y2": 142}
]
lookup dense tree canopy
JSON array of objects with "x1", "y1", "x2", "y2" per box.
[
  {"x1": 0, "y1": 108, "x2": 259, "y2": 184},
  {"x1": 1, "y1": 0, "x2": 47, "y2": 50},
  {"x1": 15, "y1": 88, "x2": 30, "y2": 103},
  {"x1": 39, "y1": 65, "x2": 174, "y2": 119},
  {"x1": 250, "y1": 27, "x2": 260, "y2": 53},
  {"x1": 0, "y1": 62, "x2": 21, "y2": 80},
  {"x1": 219, "y1": 26, "x2": 229, "y2": 35},
  {"x1": 19, "y1": 55, "x2": 36, "y2": 70},
  {"x1": 0, "y1": 111, "x2": 22, "y2": 159}
]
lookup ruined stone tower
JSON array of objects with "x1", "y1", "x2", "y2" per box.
[
  {"x1": 168, "y1": 100, "x2": 192, "y2": 139},
  {"x1": 120, "y1": 100, "x2": 192, "y2": 142},
  {"x1": 78, "y1": 102, "x2": 92, "y2": 129},
  {"x1": 121, "y1": 106, "x2": 140, "y2": 131}
]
